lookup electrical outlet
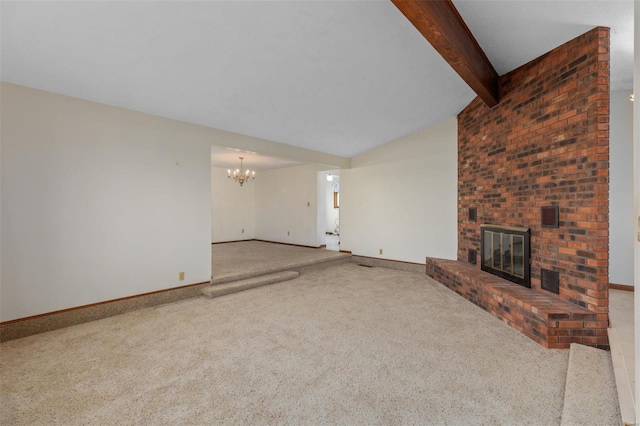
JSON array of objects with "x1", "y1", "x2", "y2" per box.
[
  {"x1": 242, "y1": 228, "x2": 244, "y2": 234},
  {"x1": 307, "y1": 201, "x2": 310, "y2": 207},
  {"x1": 287, "y1": 231, "x2": 290, "y2": 236},
  {"x1": 178, "y1": 272, "x2": 185, "y2": 281},
  {"x1": 379, "y1": 249, "x2": 383, "y2": 255}
]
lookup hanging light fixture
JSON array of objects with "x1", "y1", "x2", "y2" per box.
[{"x1": 228, "y1": 157, "x2": 255, "y2": 186}]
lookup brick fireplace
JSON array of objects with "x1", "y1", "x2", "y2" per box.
[
  {"x1": 426, "y1": 27, "x2": 610, "y2": 349},
  {"x1": 480, "y1": 225, "x2": 530, "y2": 288}
]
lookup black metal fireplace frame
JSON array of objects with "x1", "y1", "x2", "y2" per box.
[{"x1": 480, "y1": 225, "x2": 531, "y2": 288}]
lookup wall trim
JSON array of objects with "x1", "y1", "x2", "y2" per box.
[
  {"x1": 0, "y1": 280, "x2": 209, "y2": 342},
  {"x1": 212, "y1": 239, "x2": 253, "y2": 244},
  {"x1": 609, "y1": 283, "x2": 635, "y2": 292},
  {"x1": 213, "y1": 239, "x2": 324, "y2": 249},
  {"x1": 252, "y1": 239, "x2": 324, "y2": 249}
]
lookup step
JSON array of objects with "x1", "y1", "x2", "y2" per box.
[
  {"x1": 211, "y1": 255, "x2": 350, "y2": 285},
  {"x1": 202, "y1": 270, "x2": 300, "y2": 298},
  {"x1": 560, "y1": 343, "x2": 621, "y2": 425},
  {"x1": 608, "y1": 327, "x2": 636, "y2": 425}
]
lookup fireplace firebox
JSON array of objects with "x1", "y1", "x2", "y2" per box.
[{"x1": 480, "y1": 225, "x2": 530, "y2": 288}]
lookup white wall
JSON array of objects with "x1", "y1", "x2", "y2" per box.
[
  {"x1": 212, "y1": 165, "x2": 336, "y2": 247},
  {"x1": 340, "y1": 118, "x2": 458, "y2": 263},
  {"x1": 325, "y1": 177, "x2": 340, "y2": 234},
  {"x1": 610, "y1": 90, "x2": 635, "y2": 286},
  {"x1": 1, "y1": 83, "x2": 215, "y2": 321},
  {"x1": 634, "y1": 7, "x2": 640, "y2": 417},
  {"x1": 254, "y1": 163, "x2": 326, "y2": 247},
  {"x1": 211, "y1": 166, "x2": 256, "y2": 243}
]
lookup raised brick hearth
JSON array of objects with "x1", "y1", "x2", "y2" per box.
[
  {"x1": 452, "y1": 27, "x2": 610, "y2": 349},
  {"x1": 426, "y1": 258, "x2": 604, "y2": 349}
]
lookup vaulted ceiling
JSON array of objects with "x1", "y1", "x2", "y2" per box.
[{"x1": 1, "y1": 1, "x2": 634, "y2": 160}]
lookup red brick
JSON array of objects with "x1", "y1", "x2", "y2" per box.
[
  {"x1": 456, "y1": 27, "x2": 609, "y2": 350},
  {"x1": 558, "y1": 321, "x2": 584, "y2": 328}
]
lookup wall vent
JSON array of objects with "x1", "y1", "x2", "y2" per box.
[
  {"x1": 469, "y1": 207, "x2": 477, "y2": 222},
  {"x1": 541, "y1": 268, "x2": 560, "y2": 294},
  {"x1": 541, "y1": 206, "x2": 559, "y2": 228},
  {"x1": 468, "y1": 249, "x2": 477, "y2": 265}
]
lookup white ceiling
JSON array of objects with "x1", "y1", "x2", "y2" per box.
[
  {"x1": 1, "y1": 1, "x2": 634, "y2": 160},
  {"x1": 210, "y1": 145, "x2": 302, "y2": 171},
  {"x1": 454, "y1": 0, "x2": 634, "y2": 90}
]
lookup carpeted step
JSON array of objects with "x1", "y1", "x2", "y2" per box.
[
  {"x1": 202, "y1": 270, "x2": 300, "y2": 298},
  {"x1": 607, "y1": 327, "x2": 636, "y2": 425},
  {"x1": 560, "y1": 343, "x2": 621, "y2": 426},
  {"x1": 211, "y1": 255, "x2": 350, "y2": 285}
]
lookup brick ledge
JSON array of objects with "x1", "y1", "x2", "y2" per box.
[{"x1": 426, "y1": 257, "x2": 608, "y2": 349}]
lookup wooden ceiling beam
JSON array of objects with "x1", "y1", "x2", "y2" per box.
[{"x1": 391, "y1": 0, "x2": 499, "y2": 107}]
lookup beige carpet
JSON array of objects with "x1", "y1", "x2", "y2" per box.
[{"x1": 2, "y1": 263, "x2": 574, "y2": 425}]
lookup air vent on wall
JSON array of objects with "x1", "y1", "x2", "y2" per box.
[
  {"x1": 468, "y1": 249, "x2": 477, "y2": 265},
  {"x1": 541, "y1": 268, "x2": 560, "y2": 294},
  {"x1": 541, "y1": 206, "x2": 559, "y2": 228},
  {"x1": 469, "y1": 207, "x2": 477, "y2": 222}
]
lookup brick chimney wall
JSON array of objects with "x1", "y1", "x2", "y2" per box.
[{"x1": 457, "y1": 27, "x2": 610, "y2": 327}]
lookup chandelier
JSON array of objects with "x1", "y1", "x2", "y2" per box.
[{"x1": 228, "y1": 157, "x2": 255, "y2": 186}]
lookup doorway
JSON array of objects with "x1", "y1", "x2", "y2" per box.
[{"x1": 320, "y1": 170, "x2": 340, "y2": 251}]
